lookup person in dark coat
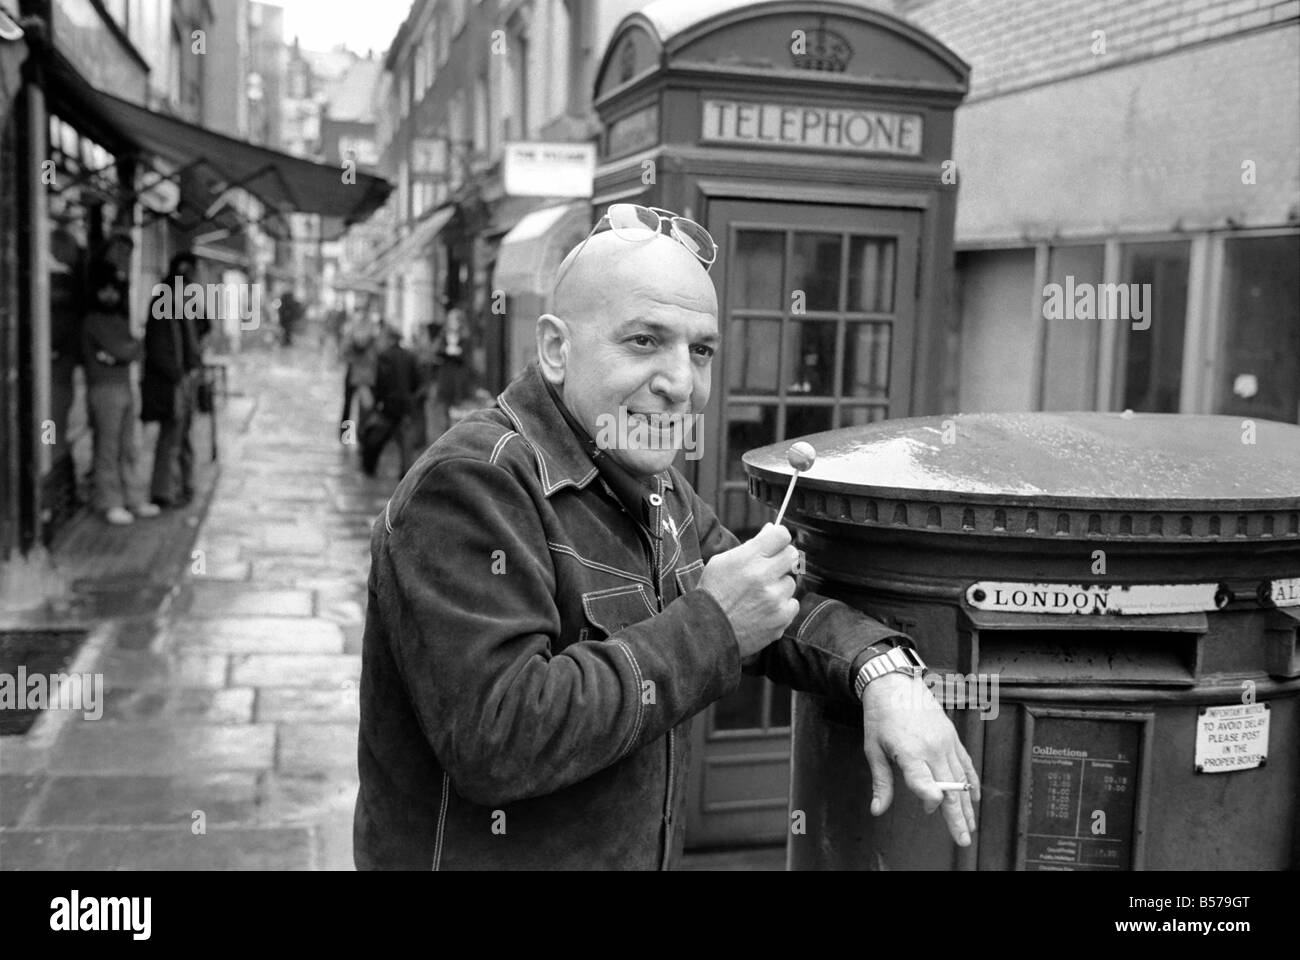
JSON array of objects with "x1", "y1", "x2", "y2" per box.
[
  {"x1": 48, "y1": 227, "x2": 85, "y2": 467},
  {"x1": 143, "y1": 251, "x2": 206, "y2": 507},
  {"x1": 83, "y1": 260, "x2": 160, "y2": 525},
  {"x1": 361, "y1": 325, "x2": 420, "y2": 477}
]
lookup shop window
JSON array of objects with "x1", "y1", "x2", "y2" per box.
[
  {"x1": 1042, "y1": 245, "x2": 1103, "y2": 411},
  {"x1": 1119, "y1": 240, "x2": 1189, "y2": 414},
  {"x1": 1216, "y1": 234, "x2": 1300, "y2": 424},
  {"x1": 954, "y1": 248, "x2": 1037, "y2": 412}
]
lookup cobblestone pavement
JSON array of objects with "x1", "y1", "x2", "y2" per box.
[{"x1": 1, "y1": 343, "x2": 400, "y2": 870}]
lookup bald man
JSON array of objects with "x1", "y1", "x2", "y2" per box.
[{"x1": 354, "y1": 218, "x2": 978, "y2": 870}]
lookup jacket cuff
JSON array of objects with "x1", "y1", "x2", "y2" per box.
[{"x1": 786, "y1": 597, "x2": 913, "y2": 700}]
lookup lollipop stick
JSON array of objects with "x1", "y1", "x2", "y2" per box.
[{"x1": 774, "y1": 474, "x2": 799, "y2": 526}]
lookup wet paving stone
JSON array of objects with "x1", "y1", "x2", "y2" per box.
[
  {"x1": 113, "y1": 617, "x2": 162, "y2": 651},
  {"x1": 0, "y1": 826, "x2": 314, "y2": 870},
  {"x1": 277, "y1": 724, "x2": 358, "y2": 773},
  {"x1": 171, "y1": 617, "x2": 344, "y2": 654},
  {"x1": 98, "y1": 651, "x2": 229, "y2": 690},
  {"x1": 101, "y1": 688, "x2": 255, "y2": 723},
  {"x1": 192, "y1": 560, "x2": 253, "y2": 581},
  {"x1": 185, "y1": 584, "x2": 315, "y2": 617},
  {"x1": 49, "y1": 723, "x2": 276, "y2": 774},
  {"x1": 0, "y1": 774, "x2": 46, "y2": 828},
  {"x1": 27, "y1": 773, "x2": 259, "y2": 825},
  {"x1": 255, "y1": 688, "x2": 359, "y2": 724},
  {"x1": 228, "y1": 654, "x2": 360, "y2": 688}
]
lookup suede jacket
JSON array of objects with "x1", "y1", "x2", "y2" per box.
[{"x1": 353, "y1": 363, "x2": 907, "y2": 870}]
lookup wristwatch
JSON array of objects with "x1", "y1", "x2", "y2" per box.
[{"x1": 854, "y1": 645, "x2": 928, "y2": 700}]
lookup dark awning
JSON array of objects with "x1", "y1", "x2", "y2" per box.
[{"x1": 86, "y1": 89, "x2": 391, "y2": 241}]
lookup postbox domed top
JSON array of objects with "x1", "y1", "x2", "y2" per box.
[{"x1": 743, "y1": 413, "x2": 1300, "y2": 510}]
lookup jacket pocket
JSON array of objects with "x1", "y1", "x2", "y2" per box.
[
  {"x1": 582, "y1": 584, "x2": 658, "y2": 639},
  {"x1": 674, "y1": 559, "x2": 704, "y2": 596}
]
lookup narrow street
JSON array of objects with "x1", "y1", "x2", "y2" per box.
[{"x1": 1, "y1": 344, "x2": 398, "y2": 869}]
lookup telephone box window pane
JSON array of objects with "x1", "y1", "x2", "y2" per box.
[
  {"x1": 722, "y1": 488, "x2": 765, "y2": 540},
  {"x1": 1216, "y1": 234, "x2": 1299, "y2": 424},
  {"x1": 784, "y1": 320, "x2": 837, "y2": 396},
  {"x1": 785, "y1": 404, "x2": 833, "y2": 443},
  {"x1": 726, "y1": 404, "x2": 777, "y2": 480},
  {"x1": 848, "y1": 236, "x2": 896, "y2": 313},
  {"x1": 713, "y1": 673, "x2": 766, "y2": 732},
  {"x1": 843, "y1": 405, "x2": 888, "y2": 426},
  {"x1": 792, "y1": 232, "x2": 842, "y2": 311},
  {"x1": 1122, "y1": 241, "x2": 1189, "y2": 414},
  {"x1": 731, "y1": 230, "x2": 784, "y2": 310},
  {"x1": 843, "y1": 322, "x2": 891, "y2": 399},
  {"x1": 726, "y1": 317, "x2": 781, "y2": 395}
]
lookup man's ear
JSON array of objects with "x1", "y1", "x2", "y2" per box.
[{"x1": 536, "y1": 313, "x2": 570, "y2": 385}]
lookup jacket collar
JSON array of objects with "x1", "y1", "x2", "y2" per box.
[{"x1": 496, "y1": 363, "x2": 676, "y2": 502}]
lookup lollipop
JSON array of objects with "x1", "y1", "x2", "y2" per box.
[{"x1": 774, "y1": 441, "x2": 817, "y2": 526}]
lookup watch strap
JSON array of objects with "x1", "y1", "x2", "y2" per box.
[{"x1": 854, "y1": 645, "x2": 927, "y2": 700}]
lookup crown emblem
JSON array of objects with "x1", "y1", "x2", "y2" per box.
[{"x1": 791, "y1": 20, "x2": 853, "y2": 72}]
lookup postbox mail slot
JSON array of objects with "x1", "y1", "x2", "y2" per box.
[{"x1": 977, "y1": 630, "x2": 1199, "y2": 685}]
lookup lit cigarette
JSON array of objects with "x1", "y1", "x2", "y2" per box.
[{"x1": 932, "y1": 781, "x2": 971, "y2": 791}]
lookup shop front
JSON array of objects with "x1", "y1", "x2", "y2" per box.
[
  {"x1": 0, "y1": 3, "x2": 390, "y2": 606},
  {"x1": 591, "y1": 0, "x2": 969, "y2": 847}
]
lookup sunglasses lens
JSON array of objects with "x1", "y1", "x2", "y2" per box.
[
  {"x1": 671, "y1": 219, "x2": 716, "y2": 263},
  {"x1": 608, "y1": 203, "x2": 659, "y2": 239}
]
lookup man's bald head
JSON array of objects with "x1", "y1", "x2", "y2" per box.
[{"x1": 551, "y1": 230, "x2": 717, "y2": 326}]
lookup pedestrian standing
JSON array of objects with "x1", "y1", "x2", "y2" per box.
[
  {"x1": 48, "y1": 226, "x2": 85, "y2": 469},
  {"x1": 279, "y1": 290, "x2": 301, "y2": 347},
  {"x1": 339, "y1": 315, "x2": 378, "y2": 439},
  {"x1": 427, "y1": 306, "x2": 473, "y2": 441},
  {"x1": 143, "y1": 251, "x2": 207, "y2": 508},
  {"x1": 361, "y1": 325, "x2": 419, "y2": 477},
  {"x1": 82, "y1": 261, "x2": 160, "y2": 525}
]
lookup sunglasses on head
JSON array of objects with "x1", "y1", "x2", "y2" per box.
[{"x1": 553, "y1": 204, "x2": 718, "y2": 295}]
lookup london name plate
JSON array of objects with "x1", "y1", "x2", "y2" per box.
[
  {"x1": 1262, "y1": 577, "x2": 1300, "y2": 607},
  {"x1": 966, "y1": 581, "x2": 1226, "y2": 615}
]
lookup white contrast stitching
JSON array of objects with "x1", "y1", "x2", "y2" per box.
[
  {"x1": 489, "y1": 431, "x2": 518, "y2": 465},
  {"x1": 611, "y1": 639, "x2": 645, "y2": 759},
  {"x1": 796, "y1": 598, "x2": 836, "y2": 643},
  {"x1": 581, "y1": 584, "x2": 658, "y2": 624},
  {"x1": 548, "y1": 541, "x2": 653, "y2": 587},
  {"x1": 432, "y1": 772, "x2": 450, "y2": 870}
]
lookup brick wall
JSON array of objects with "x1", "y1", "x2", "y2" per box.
[
  {"x1": 948, "y1": 23, "x2": 1300, "y2": 240},
  {"x1": 899, "y1": 0, "x2": 1299, "y2": 101}
]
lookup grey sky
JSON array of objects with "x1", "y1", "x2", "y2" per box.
[{"x1": 273, "y1": 0, "x2": 412, "y2": 57}]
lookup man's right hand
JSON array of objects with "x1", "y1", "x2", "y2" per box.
[{"x1": 698, "y1": 523, "x2": 800, "y2": 658}]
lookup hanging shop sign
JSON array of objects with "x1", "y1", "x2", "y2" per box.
[{"x1": 503, "y1": 142, "x2": 595, "y2": 198}]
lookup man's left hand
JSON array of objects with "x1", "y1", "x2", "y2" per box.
[{"x1": 861, "y1": 673, "x2": 980, "y2": 847}]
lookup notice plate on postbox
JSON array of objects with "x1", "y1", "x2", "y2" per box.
[{"x1": 1195, "y1": 704, "x2": 1269, "y2": 773}]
